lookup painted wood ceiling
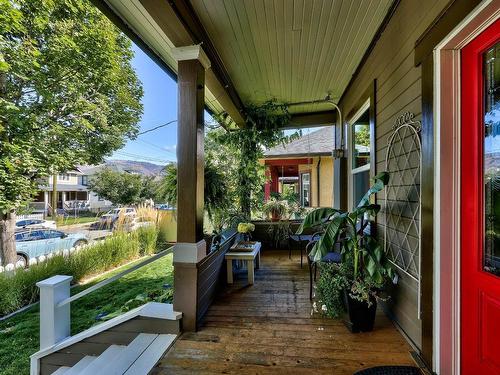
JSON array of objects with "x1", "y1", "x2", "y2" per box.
[{"x1": 190, "y1": 0, "x2": 393, "y2": 114}]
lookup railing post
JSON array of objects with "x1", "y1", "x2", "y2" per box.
[{"x1": 36, "y1": 275, "x2": 73, "y2": 349}]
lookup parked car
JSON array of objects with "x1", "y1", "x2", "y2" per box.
[
  {"x1": 16, "y1": 218, "x2": 56, "y2": 229},
  {"x1": 14, "y1": 228, "x2": 88, "y2": 266},
  {"x1": 155, "y1": 204, "x2": 174, "y2": 210},
  {"x1": 91, "y1": 207, "x2": 136, "y2": 230}
]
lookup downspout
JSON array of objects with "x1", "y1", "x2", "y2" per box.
[
  {"x1": 316, "y1": 157, "x2": 321, "y2": 207},
  {"x1": 288, "y1": 96, "x2": 344, "y2": 208}
]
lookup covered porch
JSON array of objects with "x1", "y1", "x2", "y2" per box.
[
  {"x1": 154, "y1": 250, "x2": 415, "y2": 374},
  {"x1": 47, "y1": 0, "x2": 488, "y2": 373}
]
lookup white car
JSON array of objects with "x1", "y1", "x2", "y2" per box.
[
  {"x1": 16, "y1": 219, "x2": 56, "y2": 229},
  {"x1": 93, "y1": 207, "x2": 136, "y2": 230}
]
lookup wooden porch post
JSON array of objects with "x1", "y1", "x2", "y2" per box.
[
  {"x1": 264, "y1": 166, "x2": 271, "y2": 201},
  {"x1": 171, "y1": 45, "x2": 210, "y2": 331}
]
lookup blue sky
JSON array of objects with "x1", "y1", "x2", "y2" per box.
[
  {"x1": 110, "y1": 43, "x2": 214, "y2": 165},
  {"x1": 110, "y1": 43, "x2": 316, "y2": 165}
]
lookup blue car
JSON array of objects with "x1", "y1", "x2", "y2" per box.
[{"x1": 14, "y1": 229, "x2": 88, "y2": 265}]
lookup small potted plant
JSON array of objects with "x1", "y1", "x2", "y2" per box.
[
  {"x1": 297, "y1": 172, "x2": 395, "y2": 332},
  {"x1": 262, "y1": 198, "x2": 288, "y2": 221},
  {"x1": 237, "y1": 222, "x2": 255, "y2": 241}
]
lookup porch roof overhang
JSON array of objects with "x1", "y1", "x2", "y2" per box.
[{"x1": 98, "y1": 0, "x2": 397, "y2": 128}]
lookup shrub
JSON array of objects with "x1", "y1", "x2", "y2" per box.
[
  {"x1": 315, "y1": 262, "x2": 350, "y2": 318},
  {"x1": 137, "y1": 225, "x2": 158, "y2": 255},
  {"x1": 0, "y1": 231, "x2": 144, "y2": 316},
  {"x1": 156, "y1": 212, "x2": 175, "y2": 250}
]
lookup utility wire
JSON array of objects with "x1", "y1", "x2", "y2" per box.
[{"x1": 138, "y1": 119, "x2": 177, "y2": 135}]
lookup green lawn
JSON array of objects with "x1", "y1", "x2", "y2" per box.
[
  {"x1": 0, "y1": 252, "x2": 173, "y2": 375},
  {"x1": 56, "y1": 216, "x2": 98, "y2": 226}
]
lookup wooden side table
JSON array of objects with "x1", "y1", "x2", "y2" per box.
[{"x1": 225, "y1": 242, "x2": 261, "y2": 285}]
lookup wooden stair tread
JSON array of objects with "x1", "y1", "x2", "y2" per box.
[
  {"x1": 63, "y1": 356, "x2": 96, "y2": 375},
  {"x1": 78, "y1": 345, "x2": 125, "y2": 375},
  {"x1": 51, "y1": 367, "x2": 70, "y2": 375},
  {"x1": 124, "y1": 334, "x2": 176, "y2": 375},
  {"x1": 97, "y1": 333, "x2": 159, "y2": 375}
]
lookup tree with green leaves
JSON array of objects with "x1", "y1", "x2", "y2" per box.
[
  {"x1": 88, "y1": 169, "x2": 146, "y2": 206},
  {"x1": 158, "y1": 161, "x2": 229, "y2": 221},
  {"x1": 0, "y1": 0, "x2": 143, "y2": 264}
]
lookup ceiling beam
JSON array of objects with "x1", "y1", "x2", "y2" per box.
[
  {"x1": 166, "y1": 0, "x2": 246, "y2": 122},
  {"x1": 286, "y1": 110, "x2": 337, "y2": 129}
]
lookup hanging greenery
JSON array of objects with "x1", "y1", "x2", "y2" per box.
[
  {"x1": 157, "y1": 160, "x2": 229, "y2": 220},
  {"x1": 212, "y1": 100, "x2": 300, "y2": 218}
]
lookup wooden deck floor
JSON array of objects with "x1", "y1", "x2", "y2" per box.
[{"x1": 153, "y1": 250, "x2": 415, "y2": 374}]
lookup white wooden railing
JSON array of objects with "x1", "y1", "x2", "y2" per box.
[{"x1": 36, "y1": 248, "x2": 173, "y2": 350}]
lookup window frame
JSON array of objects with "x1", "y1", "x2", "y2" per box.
[
  {"x1": 347, "y1": 94, "x2": 375, "y2": 209},
  {"x1": 300, "y1": 171, "x2": 311, "y2": 207}
]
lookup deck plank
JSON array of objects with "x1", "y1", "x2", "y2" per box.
[{"x1": 154, "y1": 250, "x2": 415, "y2": 374}]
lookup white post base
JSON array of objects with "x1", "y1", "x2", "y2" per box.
[
  {"x1": 173, "y1": 240, "x2": 207, "y2": 263},
  {"x1": 37, "y1": 275, "x2": 73, "y2": 350}
]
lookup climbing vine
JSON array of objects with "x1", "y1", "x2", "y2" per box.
[{"x1": 211, "y1": 100, "x2": 300, "y2": 218}]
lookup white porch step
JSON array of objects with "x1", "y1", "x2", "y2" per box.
[
  {"x1": 97, "y1": 334, "x2": 158, "y2": 375},
  {"x1": 78, "y1": 345, "x2": 125, "y2": 375},
  {"x1": 55, "y1": 334, "x2": 176, "y2": 375},
  {"x1": 51, "y1": 367, "x2": 70, "y2": 375},
  {"x1": 124, "y1": 334, "x2": 176, "y2": 375},
  {"x1": 63, "y1": 356, "x2": 96, "y2": 375}
]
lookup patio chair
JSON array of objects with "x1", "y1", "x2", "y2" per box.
[{"x1": 288, "y1": 228, "x2": 326, "y2": 267}]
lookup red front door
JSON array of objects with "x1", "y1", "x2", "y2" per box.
[{"x1": 461, "y1": 19, "x2": 500, "y2": 375}]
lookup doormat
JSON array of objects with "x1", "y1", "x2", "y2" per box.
[{"x1": 354, "y1": 366, "x2": 421, "y2": 375}]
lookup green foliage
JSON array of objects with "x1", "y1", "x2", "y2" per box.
[
  {"x1": 0, "y1": 254, "x2": 173, "y2": 375},
  {"x1": 262, "y1": 198, "x2": 289, "y2": 220},
  {"x1": 88, "y1": 168, "x2": 147, "y2": 205},
  {"x1": 212, "y1": 100, "x2": 300, "y2": 217},
  {"x1": 299, "y1": 172, "x2": 394, "y2": 308},
  {"x1": 0, "y1": 0, "x2": 143, "y2": 214},
  {"x1": 158, "y1": 160, "x2": 230, "y2": 219},
  {"x1": 137, "y1": 224, "x2": 157, "y2": 256},
  {"x1": 315, "y1": 261, "x2": 350, "y2": 318},
  {"x1": 0, "y1": 226, "x2": 162, "y2": 317}
]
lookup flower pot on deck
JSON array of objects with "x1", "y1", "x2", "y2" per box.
[{"x1": 343, "y1": 290, "x2": 377, "y2": 333}]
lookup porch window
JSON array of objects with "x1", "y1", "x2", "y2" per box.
[
  {"x1": 81, "y1": 175, "x2": 88, "y2": 185},
  {"x1": 349, "y1": 101, "x2": 372, "y2": 208},
  {"x1": 300, "y1": 172, "x2": 311, "y2": 207}
]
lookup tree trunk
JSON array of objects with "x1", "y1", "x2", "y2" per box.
[
  {"x1": 0, "y1": 211, "x2": 17, "y2": 265},
  {"x1": 51, "y1": 173, "x2": 57, "y2": 216}
]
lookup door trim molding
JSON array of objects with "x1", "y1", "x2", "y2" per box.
[{"x1": 434, "y1": 1, "x2": 499, "y2": 374}]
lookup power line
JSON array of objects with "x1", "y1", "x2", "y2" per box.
[
  {"x1": 138, "y1": 119, "x2": 177, "y2": 135},
  {"x1": 114, "y1": 151, "x2": 172, "y2": 164},
  {"x1": 135, "y1": 138, "x2": 177, "y2": 158}
]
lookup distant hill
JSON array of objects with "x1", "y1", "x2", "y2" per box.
[{"x1": 79, "y1": 160, "x2": 166, "y2": 177}]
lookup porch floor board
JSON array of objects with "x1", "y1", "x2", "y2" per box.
[{"x1": 153, "y1": 250, "x2": 415, "y2": 374}]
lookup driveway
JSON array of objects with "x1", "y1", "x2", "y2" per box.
[{"x1": 61, "y1": 224, "x2": 112, "y2": 243}]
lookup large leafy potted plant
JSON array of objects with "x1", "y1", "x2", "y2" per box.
[{"x1": 296, "y1": 172, "x2": 394, "y2": 332}]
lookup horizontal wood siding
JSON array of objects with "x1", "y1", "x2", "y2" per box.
[
  {"x1": 337, "y1": 0, "x2": 451, "y2": 350},
  {"x1": 196, "y1": 233, "x2": 238, "y2": 327}
]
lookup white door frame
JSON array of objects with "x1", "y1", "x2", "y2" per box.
[{"x1": 433, "y1": 1, "x2": 499, "y2": 373}]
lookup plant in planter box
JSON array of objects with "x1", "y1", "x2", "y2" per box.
[
  {"x1": 297, "y1": 172, "x2": 395, "y2": 332},
  {"x1": 262, "y1": 198, "x2": 288, "y2": 221}
]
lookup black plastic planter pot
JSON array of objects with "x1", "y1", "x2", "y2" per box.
[{"x1": 343, "y1": 290, "x2": 377, "y2": 333}]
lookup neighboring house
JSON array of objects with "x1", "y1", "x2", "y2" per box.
[
  {"x1": 31, "y1": 168, "x2": 113, "y2": 215},
  {"x1": 260, "y1": 127, "x2": 337, "y2": 207}
]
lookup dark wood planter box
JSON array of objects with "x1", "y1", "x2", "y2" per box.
[{"x1": 343, "y1": 290, "x2": 377, "y2": 333}]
